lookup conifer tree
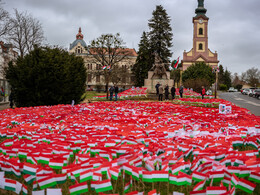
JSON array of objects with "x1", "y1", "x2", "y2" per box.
[
  {"x1": 148, "y1": 5, "x2": 173, "y2": 63},
  {"x1": 132, "y1": 32, "x2": 152, "y2": 87}
]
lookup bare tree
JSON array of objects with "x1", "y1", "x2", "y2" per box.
[
  {"x1": 8, "y1": 9, "x2": 44, "y2": 58},
  {"x1": 0, "y1": 0, "x2": 11, "y2": 39},
  {"x1": 86, "y1": 33, "x2": 132, "y2": 99},
  {"x1": 241, "y1": 67, "x2": 260, "y2": 87}
]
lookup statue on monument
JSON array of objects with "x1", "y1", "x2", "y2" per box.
[
  {"x1": 150, "y1": 53, "x2": 168, "y2": 79},
  {"x1": 198, "y1": 0, "x2": 204, "y2": 7}
]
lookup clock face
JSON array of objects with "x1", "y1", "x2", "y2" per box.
[{"x1": 199, "y1": 19, "x2": 203, "y2": 24}]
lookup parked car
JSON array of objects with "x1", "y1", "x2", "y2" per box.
[
  {"x1": 241, "y1": 88, "x2": 245, "y2": 93},
  {"x1": 242, "y1": 88, "x2": 250, "y2": 95},
  {"x1": 206, "y1": 90, "x2": 212, "y2": 95},
  {"x1": 254, "y1": 89, "x2": 260, "y2": 99},
  {"x1": 228, "y1": 87, "x2": 238, "y2": 92}
]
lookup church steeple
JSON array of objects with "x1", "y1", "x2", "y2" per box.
[
  {"x1": 76, "y1": 27, "x2": 84, "y2": 40},
  {"x1": 195, "y1": 0, "x2": 207, "y2": 17}
]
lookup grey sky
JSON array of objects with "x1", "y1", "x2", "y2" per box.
[{"x1": 2, "y1": 0, "x2": 260, "y2": 75}]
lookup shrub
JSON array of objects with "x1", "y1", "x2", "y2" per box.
[
  {"x1": 219, "y1": 84, "x2": 228, "y2": 91},
  {"x1": 5, "y1": 46, "x2": 86, "y2": 107}
]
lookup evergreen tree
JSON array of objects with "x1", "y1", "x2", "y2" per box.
[
  {"x1": 148, "y1": 5, "x2": 173, "y2": 63},
  {"x1": 222, "y1": 68, "x2": 232, "y2": 89},
  {"x1": 182, "y1": 62, "x2": 215, "y2": 93},
  {"x1": 4, "y1": 46, "x2": 86, "y2": 107},
  {"x1": 132, "y1": 32, "x2": 152, "y2": 87},
  {"x1": 218, "y1": 64, "x2": 224, "y2": 85}
]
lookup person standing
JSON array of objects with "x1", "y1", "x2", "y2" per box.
[
  {"x1": 155, "y1": 82, "x2": 160, "y2": 96},
  {"x1": 114, "y1": 85, "x2": 119, "y2": 101},
  {"x1": 179, "y1": 85, "x2": 184, "y2": 98},
  {"x1": 201, "y1": 86, "x2": 206, "y2": 99},
  {"x1": 171, "y1": 85, "x2": 176, "y2": 100},
  {"x1": 164, "y1": 84, "x2": 169, "y2": 100},
  {"x1": 158, "y1": 84, "x2": 163, "y2": 101},
  {"x1": 109, "y1": 86, "x2": 114, "y2": 101}
]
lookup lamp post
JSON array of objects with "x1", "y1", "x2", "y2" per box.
[{"x1": 214, "y1": 68, "x2": 218, "y2": 99}]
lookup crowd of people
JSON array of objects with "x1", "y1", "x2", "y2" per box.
[{"x1": 155, "y1": 82, "x2": 205, "y2": 101}]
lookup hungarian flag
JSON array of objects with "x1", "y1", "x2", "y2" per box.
[
  {"x1": 124, "y1": 179, "x2": 132, "y2": 193},
  {"x1": 237, "y1": 178, "x2": 256, "y2": 194},
  {"x1": 142, "y1": 171, "x2": 153, "y2": 183},
  {"x1": 102, "y1": 65, "x2": 107, "y2": 70},
  {"x1": 23, "y1": 162, "x2": 38, "y2": 175},
  {"x1": 80, "y1": 169, "x2": 93, "y2": 182},
  {"x1": 193, "y1": 179, "x2": 206, "y2": 191},
  {"x1": 37, "y1": 175, "x2": 57, "y2": 189},
  {"x1": 171, "y1": 57, "x2": 180, "y2": 70},
  {"x1": 23, "y1": 174, "x2": 35, "y2": 184},
  {"x1": 206, "y1": 186, "x2": 227, "y2": 195},
  {"x1": 231, "y1": 174, "x2": 239, "y2": 187},
  {"x1": 222, "y1": 177, "x2": 231, "y2": 187},
  {"x1": 95, "y1": 179, "x2": 113, "y2": 193},
  {"x1": 55, "y1": 173, "x2": 67, "y2": 184},
  {"x1": 49, "y1": 158, "x2": 64, "y2": 170},
  {"x1": 109, "y1": 167, "x2": 120, "y2": 180},
  {"x1": 69, "y1": 182, "x2": 88, "y2": 195},
  {"x1": 152, "y1": 171, "x2": 169, "y2": 182},
  {"x1": 249, "y1": 171, "x2": 260, "y2": 183},
  {"x1": 4, "y1": 178, "x2": 16, "y2": 192},
  {"x1": 22, "y1": 183, "x2": 28, "y2": 195},
  {"x1": 192, "y1": 171, "x2": 207, "y2": 182}
]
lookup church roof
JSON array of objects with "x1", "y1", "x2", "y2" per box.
[{"x1": 69, "y1": 27, "x2": 87, "y2": 50}]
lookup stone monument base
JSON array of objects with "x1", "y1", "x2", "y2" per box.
[{"x1": 144, "y1": 71, "x2": 174, "y2": 93}]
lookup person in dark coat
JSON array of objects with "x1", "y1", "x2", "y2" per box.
[
  {"x1": 164, "y1": 84, "x2": 169, "y2": 100},
  {"x1": 114, "y1": 85, "x2": 119, "y2": 101},
  {"x1": 155, "y1": 82, "x2": 160, "y2": 95},
  {"x1": 179, "y1": 85, "x2": 184, "y2": 98},
  {"x1": 109, "y1": 86, "x2": 114, "y2": 101},
  {"x1": 158, "y1": 84, "x2": 163, "y2": 101},
  {"x1": 171, "y1": 86, "x2": 176, "y2": 100}
]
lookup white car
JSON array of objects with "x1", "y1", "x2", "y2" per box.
[
  {"x1": 228, "y1": 87, "x2": 238, "y2": 92},
  {"x1": 206, "y1": 90, "x2": 212, "y2": 95}
]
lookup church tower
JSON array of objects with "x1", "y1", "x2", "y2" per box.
[{"x1": 182, "y1": 0, "x2": 219, "y2": 71}]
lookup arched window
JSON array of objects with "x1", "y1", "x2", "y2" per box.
[
  {"x1": 199, "y1": 43, "x2": 203, "y2": 50},
  {"x1": 199, "y1": 28, "x2": 203, "y2": 35},
  {"x1": 77, "y1": 46, "x2": 82, "y2": 54}
]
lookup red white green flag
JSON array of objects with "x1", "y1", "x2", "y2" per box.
[
  {"x1": 206, "y1": 186, "x2": 227, "y2": 195},
  {"x1": 193, "y1": 179, "x2": 206, "y2": 191},
  {"x1": 37, "y1": 175, "x2": 57, "y2": 189},
  {"x1": 237, "y1": 178, "x2": 256, "y2": 194},
  {"x1": 4, "y1": 178, "x2": 16, "y2": 192},
  {"x1": 95, "y1": 179, "x2": 113, "y2": 193},
  {"x1": 69, "y1": 182, "x2": 88, "y2": 195},
  {"x1": 124, "y1": 178, "x2": 132, "y2": 193}
]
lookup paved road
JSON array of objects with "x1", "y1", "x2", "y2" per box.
[{"x1": 219, "y1": 92, "x2": 260, "y2": 116}]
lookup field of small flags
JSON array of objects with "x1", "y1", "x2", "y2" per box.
[
  {"x1": 0, "y1": 99, "x2": 260, "y2": 194},
  {"x1": 93, "y1": 87, "x2": 214, "y2": 100}
]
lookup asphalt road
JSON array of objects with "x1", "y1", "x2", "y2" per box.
[{"x1": 218, "y1": 92, "x2": 260, "y2": 116}]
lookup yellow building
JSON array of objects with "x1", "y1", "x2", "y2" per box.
[
  {"x1": 69, "y1": 28, "x2": 137, "y2": 90},
  {"x1": 182, "y1": 0, "x2": 219, "y2": 71}
]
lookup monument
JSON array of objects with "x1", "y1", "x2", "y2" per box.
[{"x1": 144, "y1": 53, "x2": 174, "y2": 93}]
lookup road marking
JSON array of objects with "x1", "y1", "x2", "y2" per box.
[
  {"x1": 234, "y1": 97, "x2": 244, "y2": 101},
  {"x1": 233, "y1": 97, "x2": 260, "y2": 106},
  {"x1": 244, "y1": 101, "x2": 260, "y2": 106}
]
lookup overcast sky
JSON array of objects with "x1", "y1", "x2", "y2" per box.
[{"x1": 2, "y1": 0, "x2": 260, "y2": 75}]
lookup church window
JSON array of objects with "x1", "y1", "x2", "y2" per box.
[
  {"x1": 199, "y1": 43, "x2": 203, "y2": 50},
  {"x1": 87, "y1": 74, "x2": 92, "y2": 82},
  {"x1": 199, "y1": 28, "x2": 203, "y2": 35},
  {"x1": 96, "y1": 75, "x2": 100, "y2": 83},
  {"x1": 77, "y1": 46, "x2": 82, "y2": 54}
]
